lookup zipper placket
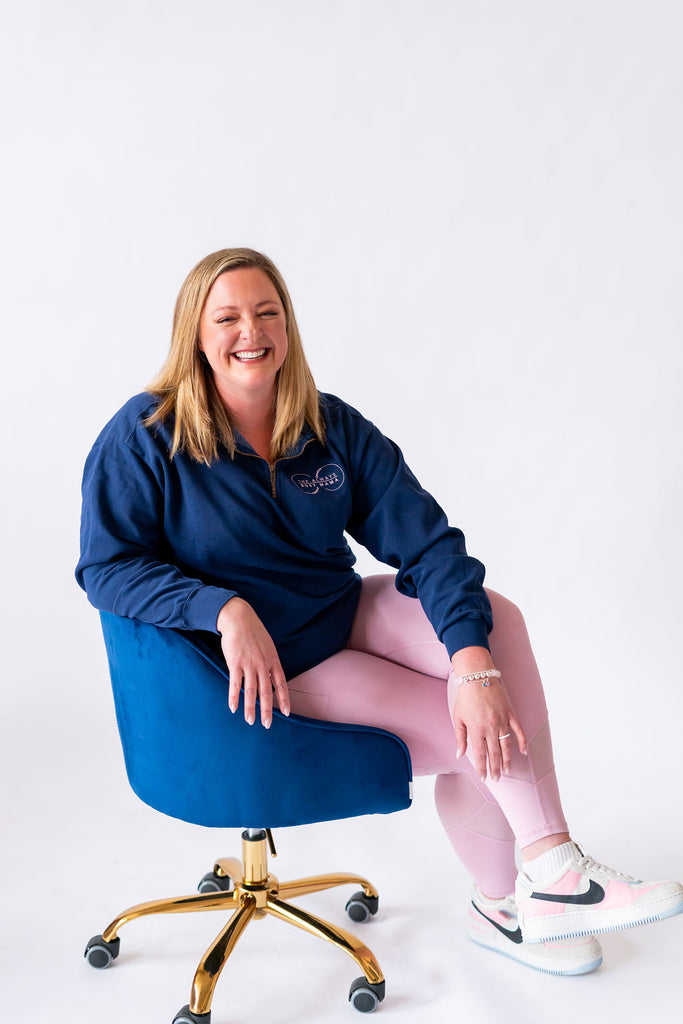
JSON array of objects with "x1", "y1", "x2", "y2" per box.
[
  {"x1": 269, "y1": 436, "x2": 316, "y2": 499},
  {"x1": 238, "y1": 436, "x2": 316, "y2": 501}
]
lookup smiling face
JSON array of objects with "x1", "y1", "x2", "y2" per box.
[{"x1": 198, "y1": 266, "x2": 288, "y2": 407}]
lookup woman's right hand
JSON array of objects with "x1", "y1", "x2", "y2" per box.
[{"x1": 217, "y1": 597, "x2": 290, "y2": 729}]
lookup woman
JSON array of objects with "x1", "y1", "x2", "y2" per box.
[{"x1": 77, "y1": 247, "x2": 683, "y2": 976}]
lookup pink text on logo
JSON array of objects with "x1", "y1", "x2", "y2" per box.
[{"x1": 291, "y1": 464, "x2": 345, "y2": 494}]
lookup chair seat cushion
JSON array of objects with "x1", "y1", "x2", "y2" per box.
[{"x1": 101, "y1": 613, "x2": 413, "y2": 827}]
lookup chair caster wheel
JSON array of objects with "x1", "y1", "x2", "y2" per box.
[
  {"x1": 345, "y1": 890, "x2": 379, "y2": 923},
  {"x1": 349, "y1": 977, "x2": 385, "y2": 1013},
  {"x1": 173, "y1": 1005, "x2": 211, "y2": 1024},
  {"x1": 84, "y1": 934, "x2": 121, "y2": 969},
  {"x1": 197, "y1": 871, "x2": 232, "y2": 894}
]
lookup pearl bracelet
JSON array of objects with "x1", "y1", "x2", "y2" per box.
[{"x1": 455, "y1": 669, "x2": 501, "y2": 688}]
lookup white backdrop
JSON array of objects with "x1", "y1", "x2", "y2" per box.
[{"x1": 2, "y1": 2, "x2": 682, "y2": 1022}]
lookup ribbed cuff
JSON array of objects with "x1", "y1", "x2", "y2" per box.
[
  {"x1": 182, "y1": 586, "x2": 239, "y2": 632},
  {"x1": 441, "y1": 618, "x2": 491, "y2": 659}
]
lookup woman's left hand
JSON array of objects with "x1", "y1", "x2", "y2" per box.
[{"x1": 448, "y1": 647, "x2": 526, "y2": 783}]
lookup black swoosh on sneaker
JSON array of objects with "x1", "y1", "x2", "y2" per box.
[
  {"x1": 471, "y1": 901, "x2": 523, "y2": 944},
  {"x1": 530, "y1": 880, "x2": 605, "y2": 905}
]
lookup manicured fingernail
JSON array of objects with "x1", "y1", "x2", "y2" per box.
[
  {"x1": 456, "y1": 748, "x2": 463, "y2": 759},
  {"x1": 504, "y1": 767, "x2": 510, "y2": 775},
  {"x1": 492, "y1": 774, "x2": 500, "y2": 783},
  {"x1": 480, "y1": 774, "x2": 486, "y2": 783},
  {"x1": 229, "y1": 703, "x2": 237, "y2": 713},
  {"x1": 247, "y1": 713, "x2": 254, "y2": 725}
]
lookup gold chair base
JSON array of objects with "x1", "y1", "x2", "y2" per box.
[{"x1": 95, "y1": 829, "x2": 384, "y2": 1018}]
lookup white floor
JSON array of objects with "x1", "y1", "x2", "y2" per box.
[{"x1": 5, "y1": 663, "x2": 682, "y2": 1024}]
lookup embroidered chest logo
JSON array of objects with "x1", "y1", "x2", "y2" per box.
[{"x1": 290, "y1": 463, "x2": 345, "y2": 494}]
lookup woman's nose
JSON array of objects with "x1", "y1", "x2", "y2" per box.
[{"x1": 240, "y1": 316, "x2": 260, "y2": 341}]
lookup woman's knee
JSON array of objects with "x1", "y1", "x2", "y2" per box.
[{"x1": 485, "y1": 588, "x2": 529, "y2": 639}]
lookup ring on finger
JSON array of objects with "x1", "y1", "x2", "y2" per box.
[{"x1": 498, "y1": 732, "x2": 511, "y2": 740}]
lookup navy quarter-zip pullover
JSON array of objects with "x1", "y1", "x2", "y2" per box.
[{"x1": 76, "y1": 392, "x2": 492, "y2": 678}]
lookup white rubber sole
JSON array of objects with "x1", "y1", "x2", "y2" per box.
[
  {"x1": 520, "y1": 894, "x2": 683, "y2": 944},
  {"x1": 469, "y1": 932, "x2": 603, "y2": 976},
  {"x1": 467, "y1": 906, "x2": 603, "y2": 976}
]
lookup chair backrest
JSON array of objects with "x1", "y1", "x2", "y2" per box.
[{"x1": 100, "y1": 612, "x2": 413, "y2": 828}]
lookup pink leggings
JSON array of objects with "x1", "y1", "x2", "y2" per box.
[{"x1": 287, "y1": 575, "x2": 568, "y2": 898}]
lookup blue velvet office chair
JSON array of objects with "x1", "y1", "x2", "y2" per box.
[{"x1": 84, "y1": 613, "x2": 413, "y2": 1023}]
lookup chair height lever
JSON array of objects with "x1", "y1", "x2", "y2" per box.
[{"x1": 266, "y1": 828, "x2": 277, "y2": 858}]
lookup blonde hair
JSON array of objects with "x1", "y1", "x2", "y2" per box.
[{"x1": 147, "y1": 248, "x2": 325, "y2": 463}]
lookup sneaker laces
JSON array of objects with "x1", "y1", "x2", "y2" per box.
[{"x1": 575, "y1": 853, "x2": 637, "y2": 883}]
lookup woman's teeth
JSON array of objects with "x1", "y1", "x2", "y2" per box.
[{"x1": 234, "y1": 349, "x2": 267, "y2": 361}]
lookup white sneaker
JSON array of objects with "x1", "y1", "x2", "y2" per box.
[
  {"x1": 516, "y1": 842, "x2": 683, "y2": 943},
  {"x1": 467, "y1": 887, "x2": 603, "y2": 976}
]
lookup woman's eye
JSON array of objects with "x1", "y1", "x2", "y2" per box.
[
  {"x1": 259, "y1": 310, "x2": 278, "y2": 318},
  {"x1": 217, "y1": 317, "x2": 237, "y2": 324}
]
